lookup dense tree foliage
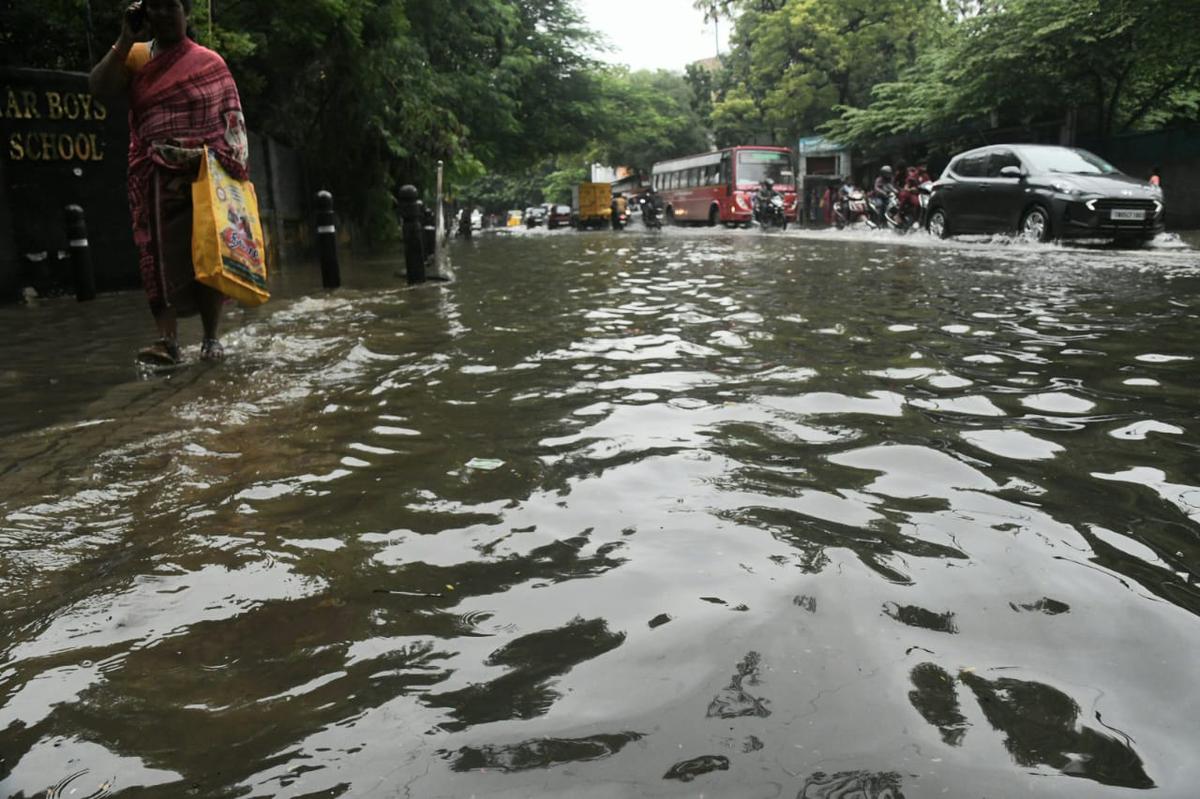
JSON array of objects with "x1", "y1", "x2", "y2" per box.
[
  {"x1": 591, "y1": 69, "x2": 711, "y2": 173},
  {"x1": 825, "y1": 0, "x2": 1200, "y2": 151},
  {"x1": 3, "y1": 0, "x2": 607, "y2": 241},
  {"x1": 462, "y1": 68, "x2": 709, "y2": 212},
  {"x1": 696, "y1": 0, "x2": 943, "y2": 146}
]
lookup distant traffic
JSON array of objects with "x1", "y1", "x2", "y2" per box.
[{"x1": 469, "y1": 143, "x2": 1165, "y2": 246}]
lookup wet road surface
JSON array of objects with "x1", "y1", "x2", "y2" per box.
[{"x1": 1, "y1": 226, "x2": 1199, "y2": 797}]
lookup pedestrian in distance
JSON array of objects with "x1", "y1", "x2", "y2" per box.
[
  {"x1": 89, "y1": 0, "x2": 250, "y2": 366},
  {"x1": 1149, "y1": 166, "x2": 1162, "y2": 187}
]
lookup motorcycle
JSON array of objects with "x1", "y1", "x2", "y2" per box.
[
  {"x1": 834, "y1": 187, "x2": 872, "y2": 229},
  {"x1": 640, "y1": 196, "x2": 662, "y2": 230},
  {"x1": 611, "y1": 203, "x2": 629, "y2": 230},
  {"x1": 754, "y1": 193, "x2": 787, "y2": 229},
  {"x1": 881, "y1": 183, "x2": 930, "y2": 233}
]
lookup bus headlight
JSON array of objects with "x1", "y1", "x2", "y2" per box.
[{"x1": 734, "y1": 192, "x2": 751, "y2": 211}]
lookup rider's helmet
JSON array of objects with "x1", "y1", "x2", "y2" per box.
[
  {"x1": 760, "y1": 178, "x2": 772, "y2": 190},
  {"x1": 880, "y1": 165, "x2": 894, "y2": 178}
]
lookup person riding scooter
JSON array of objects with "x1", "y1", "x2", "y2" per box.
[
  {"x1": 640, "y1": 188, "x2": 661, "y2": 228},
  {"x1": 755, "y1": 178, "x2": 776, "y2": 207},
  {"x1": 753, "y1": 179, "x2": 780, "y2": 226},
  {"x1": 611, "y1": 193, "x2": 628, "y2": 230},
  {"x1": 896, "y1": 166, "x2": 928, "y2": 227},
  {"x1": 871, "y1": 165, "x2": 896, "y2": 224}
]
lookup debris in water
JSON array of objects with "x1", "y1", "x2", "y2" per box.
[{"x1": 466, "y1": 458, "x2": 505, "y2": 471}]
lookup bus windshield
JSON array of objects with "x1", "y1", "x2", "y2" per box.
[{"x1": 736, "y1": 150, "x2": 792, "y2": 185}]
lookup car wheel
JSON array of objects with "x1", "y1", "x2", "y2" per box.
[
  {"x1": 1019, "y1": 205, "x2": 1052, "y2": 242},
  {"x1": 927, "y1": 207, "x2": 950, "y2": 239},
  {"x1": 708, "y1": 206, "x2": 719, "y2": 227}
]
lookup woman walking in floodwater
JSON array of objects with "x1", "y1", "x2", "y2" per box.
[{"x1": 89, "y1": 0, "x2": 248, "y2": 364}]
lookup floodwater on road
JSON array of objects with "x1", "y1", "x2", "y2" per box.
[{"x1": 1, "y1": 226, "x2": 1199, "y2": 798}]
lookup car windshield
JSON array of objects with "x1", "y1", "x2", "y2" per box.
[
  {"x1": 1021, "y1": 148, "x2": 1117, "y2": 175},
  {"x1": 737, "y1": 150, "x2": 793, "y2": 185}
]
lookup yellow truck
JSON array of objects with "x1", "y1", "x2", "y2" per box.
[{"x1": 572, "y1": 182, "x2": 612, "y2": 230}]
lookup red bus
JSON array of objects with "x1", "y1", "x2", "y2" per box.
[{"x1": 649, "y1": 145, "x2": 797, "y2": 226}]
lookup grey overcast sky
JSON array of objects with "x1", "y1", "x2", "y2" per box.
[{"x1": 577, "y1": 0, "x2": 730, "y2": 72}]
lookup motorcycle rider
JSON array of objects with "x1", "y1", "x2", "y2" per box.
[
  {"x1": 838, "y1": 175, "x2": 856, "y2": 201},
  {"x1": 611, "y1": 193, "x2": 628, "y2": 230},
  {"x1": 754, "y1": 178, "x2": 777, "y2": 225},
  {"x1": 640, "y1": 188, "x2": 661, "y2": 228},
  {"x1": 896, "y1": 166, "x2": 927, "y2": 226},
  {"x1": 871, "y1": 165, "x2": 896, "y2": 224}
]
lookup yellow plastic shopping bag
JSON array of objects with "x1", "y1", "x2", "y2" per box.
[{"x1": 192, "y1": 146, "x2": 270, "y2": 306}]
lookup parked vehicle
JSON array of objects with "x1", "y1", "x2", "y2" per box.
[
  {"x1": 572, "y1": 182, "x2": 612, "y2": 229},
  {"x1": 506, "y1": 209, "x2": 523, "y2": 227},
  {"x1": 925, "y1": 144, "x2": 1165, "y2": 244},
  {"x1": 650, "y1": 146, "x2": 797, "y2": 226},
  {"x1": 546, "y1": 204, "x2": 573, "y2": 229}
]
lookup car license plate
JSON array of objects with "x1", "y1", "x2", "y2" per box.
[{"x1": 1110, "y1": 209, "x2": 1145, "y2": 221}]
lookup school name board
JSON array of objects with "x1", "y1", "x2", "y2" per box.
[
  {"x1": 0, "y1": 67, "x2": 135, "y2": 300},
  {"x1": 3, "y1": 85, "x2": 112, "y2": 162}
]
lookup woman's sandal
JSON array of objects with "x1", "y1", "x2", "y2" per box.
[
  {"x1": 200, "y1": 338, "x2": 225, "y2": 361},
  {"x1": 137, "y1": 337, "x2": 181, "y2": 365}
]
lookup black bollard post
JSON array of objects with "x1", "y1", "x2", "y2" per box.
[
  {"x1": 315, "y1": 190, "x2": 341, "y2": 289},
  {"x1": 64, "y1": 205, "x2": 96, "y2": 302},
  {"x1": 398, "y1": 185, "x2": 426, "y2": 285}
]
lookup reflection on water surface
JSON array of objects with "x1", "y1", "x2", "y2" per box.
[{"x1": 1, "y1": 228, "x2": 1198, "y2": 797}]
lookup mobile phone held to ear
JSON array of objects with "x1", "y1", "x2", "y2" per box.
[{"x1": 126, "y1": 2, "x2": 146, "y2": 32}]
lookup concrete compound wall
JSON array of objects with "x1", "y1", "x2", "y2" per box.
[{"x1": 0, "y1": 66, "x2": 310, "y2": 303}]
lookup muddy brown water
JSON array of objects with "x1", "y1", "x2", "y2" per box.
[{"x1": 1, "y1": 227, "x2": 1198, "y2": 798}]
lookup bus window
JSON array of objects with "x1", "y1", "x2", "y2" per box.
[{"x1": 736, "y1": 150, "x2": 792, "y2": 185}]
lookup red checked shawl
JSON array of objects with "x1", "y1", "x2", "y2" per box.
[{"x1": 126, "y1": 38, "x2": 249, "y2": 305}]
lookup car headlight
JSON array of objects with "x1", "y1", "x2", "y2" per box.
[{"x1": 1051, "y1": 181, "x2": 1081, "y2": 195}]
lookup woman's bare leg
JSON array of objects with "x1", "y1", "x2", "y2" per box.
[
  {"x1": 198, "y1": 285, "x2": 225, "y2": 360},
  {"x1": 154, "y1": 307, "x2": 178, "y2": 342},
  {"x1": 198, "y1": 285, "x2": 223, "y2": 340}
]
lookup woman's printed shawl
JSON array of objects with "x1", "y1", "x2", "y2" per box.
[{"x1": 127, "y1": 38, "x2": 248, "y2": 306}]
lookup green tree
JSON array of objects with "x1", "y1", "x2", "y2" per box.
[
  {"x1": 590, "y1": 68, "x2": 712, "y2": 174},
  {"x1": 700, "y1": 0, "x2": 943, "y2": 146},
  {"x1": 3, "y1": 0, "x2": 606, "y2": 244},
  {"x1": 826, "y1": 0, "x2": 1200, "y2": 150}
]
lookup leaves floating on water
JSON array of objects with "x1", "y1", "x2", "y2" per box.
[
  {"x1": 707, "y1": 651, "x2": 770, "y2": 719},
  {"x1": 882, "y1": 602, "x2": 958, "y2": 634},
  {"x1": 663, "y1": 754, "x2": 729, "y2": 782}
]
